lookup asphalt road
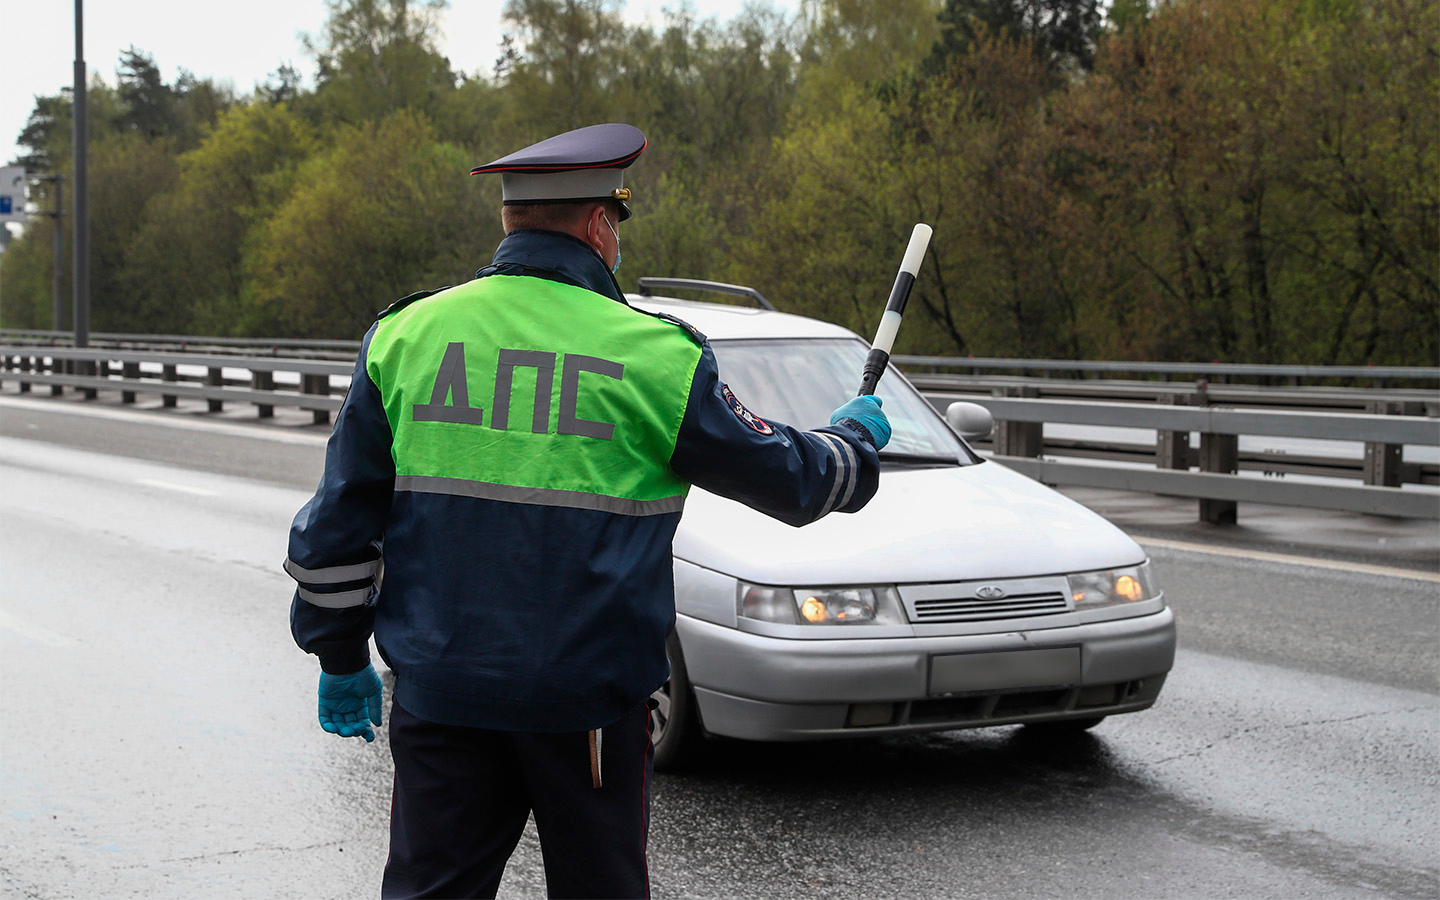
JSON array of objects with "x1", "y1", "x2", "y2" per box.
[{"x1": 1, "y1": 395, "x2": 1437, "y2": 899}]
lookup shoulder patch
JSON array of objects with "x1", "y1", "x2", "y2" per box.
[
  {"x1": 720, "y1": 383, "x2": 774, "y2": 435},
  {"x1": 637, "y1": 309, "x2": 707, "y2": 346},
  {"x1": 378, "y1": 286, "x2": 450, "y2": 320}
]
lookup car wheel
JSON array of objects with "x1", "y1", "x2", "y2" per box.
[
  {"x1": 1023, "y1": 715, "x2": 1106, "y2": 734},
  {"x1": 650, "y1": 631, "x2": 704, "y2": 771}
]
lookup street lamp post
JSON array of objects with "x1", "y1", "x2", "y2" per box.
[{"x1": 72, "y1": 0, "x2": 89, "y2": 349}]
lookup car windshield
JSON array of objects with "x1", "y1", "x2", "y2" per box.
[{"x1": 709, "y1": 338, "x2": 977, "y2": 465}]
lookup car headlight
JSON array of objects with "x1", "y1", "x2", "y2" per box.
[
  {"x1": 1068, "y1": 562, "x2": 1160, "y2": 609},
  {"x1": 738, "y1": 583, "x2": 905, "y2": 625}
]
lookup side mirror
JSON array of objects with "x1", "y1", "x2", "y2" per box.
[{"x1": 945, "y1": 401, "x2": 994, "y2": 440}]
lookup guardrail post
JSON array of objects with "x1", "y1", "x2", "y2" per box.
[
  {"x1": 993, "y1": 386, "x2": 1042, "y2": 457},
  {"x1": 121, "y1": 361, "x2": 140, "y2": 404},
  {"x1": 1155, "y1": 394, "x2": 1192, "y2": 471},
  {"x1": 162, "y1": 364, "x2": 178, "y2": 407},
  {"x1": 16, "y1": 354, "x2": 32, "y2": 393},
  {"x1": 50, "y1": 357, "x2": 63, "y2": 396},
  {"x1": 303, "y1": 373, "x2": 331, "y2": 425},
  {"x1": 1363, "y1": 400, "x2": 1403, "y2": 488},
  {"x1": 206, "y1": 367, "x2": 224, "y2": 413},
  {"x1": 1198, "y1": 432, "x2": 1239, "y2": 524},
  {"x1": 80, "y1": 360, "x2": 98, "y2": 401},
  {"x1": 252, "y1": 370, "x2": 275, "y2": 418}
]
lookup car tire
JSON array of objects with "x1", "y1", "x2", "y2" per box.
[
  {"x1": 650, "y1": 631, "x2": 705, "y2": 772},
  {"x1": 1023, "y1": 715, "x2": 1106, "y2": 734}
]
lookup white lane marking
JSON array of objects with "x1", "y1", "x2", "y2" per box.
[
  {"x1": 0, "y1": 609, "x2": 77, "y2": 647},
  {"x1": 1139, "y1": 536, "x2": 1440, "y2": 584},
  {"x1": 135, "y1": 478, "x2": 217, "y2": 497},
  {"x1": 0, "y1": 395, "x2": 331, "y2": 447}
]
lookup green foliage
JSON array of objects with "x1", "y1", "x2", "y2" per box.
[
  {"x1": 800, "y1": 0, "x2": 942, "y2": 104},
  {"x1": 116, "y1": 47, "x2": 178, "y2": 139},
  {"x1": 87, "y1": 132, "x2": 181, "y2": 332},
  {"x1": 124, "y1": 103, "x2": 318, "y2": 335},
  {"x1": 1060, "y1": 0, "x2": 1438, "y2": 364},
  {"x1": 496, "y1": 0, "x2": 632, "y2": 133},
  {"x1": 1, "y1": 0, "x2": 1433, "y2": 363},
  {"x1": 0, "y1": 222, "x2": 58, "y2": 329},
  {"x1": 927, "y1": 0, "x2": 1105, "y2": 77},
  {"x1": 244, "y1": 111, "x2": 492, "y2": 337},
  {"x1": 306, "y1": 0, "x2": 457, "y2": 125}
]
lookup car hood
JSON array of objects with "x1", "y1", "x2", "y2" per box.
[{"x1": 673, "y1": 459, "x2": 1146, "y2": 585}]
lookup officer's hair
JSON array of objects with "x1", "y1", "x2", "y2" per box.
[{"x1": 502, "y1": 201, "x2": 621, "y2": 234}]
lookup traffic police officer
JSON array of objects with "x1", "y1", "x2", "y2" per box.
[{"x1": 284, "y1": 123, "x2": 891, "y2": 899}]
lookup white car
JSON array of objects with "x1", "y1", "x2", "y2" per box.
[{"x1": 635, "y1": 281, "x2": 1177, "y2": 769}]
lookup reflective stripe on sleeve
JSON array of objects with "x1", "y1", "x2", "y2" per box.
[
  {"x1": 814, "y1": 433, "x2": 857, "y2": 516},
  {"x1": 283, "y1": 557, "x2": 381, "y2": 585},
  {"x1": 834, "y1": 437, "x2": 859, "y2": 509},
  {"x1": 298, "y1": 585, "x2": 373, "y2": 609}
]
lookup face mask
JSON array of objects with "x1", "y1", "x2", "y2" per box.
[{"x1": 602, "y1": 213, "x2": 622, "y2": 275}]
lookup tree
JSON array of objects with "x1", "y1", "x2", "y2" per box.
[
  {"x1": 733, "y1": 33, "x2": 1080, "y2": 360},
  {"x1": 619, "y1": 4, "x2": 801, "y2": 243},
  {"x1": 86, "y1": 131, "x2": 180, "y2": 332},
  {"x1": 258, "y1": 63, "x2": 304, "y2": 105},
  {"x1": 244, "y1": 112, "x2": 494, "y2": 337},
  {"x1": 798, "y1": 0, "x2": 942, "y2": 105},
  {"x1": 123, "y1": 102, "x2": 318, "y2": 335},
  {"x1": 1059, "y1": 0, "x2": 1438, "y2": 364},
  {"x1": 926, "y1": 0, "x2": 1104, "y2": 77},
  {"x1": 305, "y1": 0, "x2": 457, "y2": 125},
  {"x1": 495, "y1": 0, "x2": 631, "y2": 135},
  {"x1": 0, "y1": 228, "x2": 58, "y2": 329},
  {"x1": 12, "y1": 94, "x2": 69, "y2": 171},
  {"x1": 116, "y1": 47, "x2": 177, "y2": 139}
]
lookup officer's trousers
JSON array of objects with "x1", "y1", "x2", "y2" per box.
[{"x1": 381, "y1": 699, "x2": 654, "y2": 900}]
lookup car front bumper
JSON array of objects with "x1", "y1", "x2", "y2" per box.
[{"x1": 679, "y1": 607, "x2": 1176, "y2": 741}]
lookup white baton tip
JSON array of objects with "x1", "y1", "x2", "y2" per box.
[
  {"x1": 871, "y1": 309, "x2": 903, "y2": 355},
  {"x1": 900, "y1": 224, "x2": 933, "y2": 277}
]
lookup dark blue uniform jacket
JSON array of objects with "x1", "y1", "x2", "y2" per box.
[{"x1": 287, "y1": 230, "x2": 880, "y2": 733}]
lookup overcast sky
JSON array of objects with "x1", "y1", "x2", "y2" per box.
[{"x1": 4, "y1": 0, "x2": 771, "y2": 170}]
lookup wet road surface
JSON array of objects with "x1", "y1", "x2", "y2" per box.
[{"x1": 1, "y1": 397, "x2": 1437, "y2": 898}]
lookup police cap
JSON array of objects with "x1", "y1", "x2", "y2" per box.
[{"x1": 470, "y1": 123, "x2": 646, "y2": 222}]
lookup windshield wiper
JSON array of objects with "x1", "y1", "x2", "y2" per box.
[{"x1": 877, "y1": 450, "x2": 961, "y2": 466}]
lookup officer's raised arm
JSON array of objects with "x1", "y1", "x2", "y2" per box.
[{"x1": 669, "y1": 341, "x2": 887, "y2": 526}]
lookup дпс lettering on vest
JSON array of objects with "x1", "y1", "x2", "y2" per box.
[{"x1": 413, "y1": 340, "x2": 626, "y2": 441}]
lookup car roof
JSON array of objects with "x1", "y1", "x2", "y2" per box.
[{"x1": 625, "y1": 293, "x2": 860, "y2": 342}]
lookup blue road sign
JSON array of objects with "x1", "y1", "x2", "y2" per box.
[{"x1": 0, "y1": 197, "x2": 11, "y2": 214}]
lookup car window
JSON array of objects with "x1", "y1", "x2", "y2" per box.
[{"x1": 709, "y1": 338, "x2": 978, "y2": 464}]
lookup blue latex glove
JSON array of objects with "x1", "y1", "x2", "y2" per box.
[
  {"x1": 830, "y1": 395, "x2": 891, "y2": 450},
  {"x1": 317, "y1": 664, "x2": 383, "y2": 742}
]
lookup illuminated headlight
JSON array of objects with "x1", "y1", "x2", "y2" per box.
[
  {"x1": 1068, "y1": 562, "x2": 1159, "y2": 609},
  {"x1": 738, "y1": 583, "x2": 905, "y2": 625}
]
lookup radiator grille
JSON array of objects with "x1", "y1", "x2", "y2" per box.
[{"x1": 911, "y1": 591, "x2": 1069, "y2": 623}]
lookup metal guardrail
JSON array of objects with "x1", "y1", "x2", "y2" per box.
[
  {"x1": 3, "y1": 342, "x2": 1437, "y2": 521},
  {"x1": 0, "y1": 345, "x2": 349, "y2": 423},
  {"x1": 0, "y1": 329, "x2": 361, "y2": 358},
  {"x1": 8, "y1": 331, "x2": 1438, "y2": 382},
  {"x1": 936, "y1": 396, "x2": 1440, "y2": 521},
  {"x1": 905, "y1": 373, "x2": 1440, "y2": 415},
  {"x1": 894, "y1": 354, "x2": 1440, "y2": 384},
  {"x1": 977, "y1": 397, "x2": 1437, "y2": 445}
]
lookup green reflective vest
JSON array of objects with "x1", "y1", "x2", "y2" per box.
[{"x1": 366, "y1": 274, "x2": 703, "y2": 515}]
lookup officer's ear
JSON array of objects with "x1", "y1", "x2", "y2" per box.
[
  {"x1": 581, "y1": 205, "x2": 604, "y2": 254},
  {"x1": 584, "y1": 203, "x2": 610, "y2": 255}
]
